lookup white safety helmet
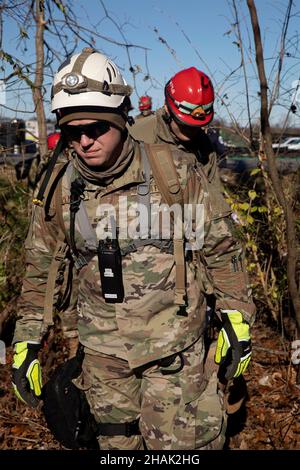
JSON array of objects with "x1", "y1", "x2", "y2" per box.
[{"x1": 51, "y1": 48, "x2": 132, "y2": 128}]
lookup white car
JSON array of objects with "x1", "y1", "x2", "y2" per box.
[
  {"x1": 287, "y1": 138, "x2": 300, "y2": 151},
  {"x1": 272, "y1": 137, "x2": 300, "y2": 149}
]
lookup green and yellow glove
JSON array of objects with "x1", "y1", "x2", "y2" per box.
[
  {"x1": 12, "y1": 341, "x2": 42, "y2": 407},
  {"x1": 215, "y1": 310, "x2": 251, "y2": 381}
]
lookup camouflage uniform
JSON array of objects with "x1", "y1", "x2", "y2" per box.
[
  {"x1": 129, "y1": 107, "x2": 221, "y2": 188},
  {"x1": 13, "y1": 134, "x2": 255, "y2": 450},
  {"x1": 75, "y1": 338, "x2": 226, "y2": 450}
]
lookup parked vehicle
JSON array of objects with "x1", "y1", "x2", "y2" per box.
[
  {"x1": 272, "y1": 137, "x2": 300, "y2": 150},
  {"x1": 287, "y1": 138, "x2": 300, "y2": 151}
]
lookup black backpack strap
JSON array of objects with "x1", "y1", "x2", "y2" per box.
[
  {"x1": 32, "y1": 136, "x2": 67, "y2": 207},
  {"x1": 97, "y1": 419, "x2": 141, "y2": 437},
  {"x1": 66, "y1": 164, "x2": 98, "y2": 269}
]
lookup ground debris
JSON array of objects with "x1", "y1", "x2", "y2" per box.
[
  {"x1": 228, "y1": 322, "x2": 300, "y2": 450},
  {"x1": 1, "y1": 321, "x2": 300, "y2": 450}
]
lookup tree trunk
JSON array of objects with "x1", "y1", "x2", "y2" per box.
[
  {"x1": 247, "y1": 0, "x2": 300, "y2": 332},
  {"x1": 32, "y1": 0, "x2": 47, "y2": 158}
]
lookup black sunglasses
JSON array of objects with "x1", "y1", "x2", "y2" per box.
[{"x1": 61, "y1": 121, "x2": 110, "y2": 141}]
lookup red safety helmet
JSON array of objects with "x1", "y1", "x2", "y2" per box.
[
  {"x1": 165, "y1": 67, "x2": 214, "y2": 127},
  {"x1": 47, "y1": 132, "x2": 61, "y2": 150},
  {"x1": 139, "y1": 95, "x2": 152, "y2": 111}
]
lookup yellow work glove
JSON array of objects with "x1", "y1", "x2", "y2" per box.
[
  {"x1": 215, "y1": 310, "x2": 251, "y2": 381},
  {"x1": 12, "y1": 341, "x2": 42, "y2": 407}
]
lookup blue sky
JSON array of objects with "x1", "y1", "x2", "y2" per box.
[{"x1": 1, "y1": 0, "x2": 300, "y2": 126}]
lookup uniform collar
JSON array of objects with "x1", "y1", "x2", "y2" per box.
[{"x1": 73, "y1": 138, "x2": 145, "y2": 195}]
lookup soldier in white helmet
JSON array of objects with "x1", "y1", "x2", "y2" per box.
[{"x1": 12, "y1": 48, "x2": 255, "y2": 451}]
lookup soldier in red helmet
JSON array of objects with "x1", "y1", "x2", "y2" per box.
[
  {"x1": 135, "y1": 95, "x2": 154, "y2": 119},
  {"x1": 130, "y1": 67, "x2": 226, "y2": 180},
  {"x1": 165, "y1": 67, "x2": 214, "y2": 128},
  {"x1": 165, "y1": 68, "x2": 226, "y2": 158}
]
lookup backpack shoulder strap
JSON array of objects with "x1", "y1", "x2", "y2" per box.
[
  {"x1": 144, "y1": 143, "x2": 183, "y2": 206},
  {"x1": 43, "y1": 160, "x2": 69, "y2": 235},
  {"x1": 42, "y1": 161, "x2": 70, "y2": 328},
  {"x1": 143, "y1": 143, "x2": 186, "y2": 307}
]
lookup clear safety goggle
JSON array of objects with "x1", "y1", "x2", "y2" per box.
[{"x1": 175, "y1": 99, "x2": 213, "y2": 118}]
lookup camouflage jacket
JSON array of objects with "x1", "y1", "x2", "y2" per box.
[
  {"x1": 13, "y1": 137, "x2": 255, "y2": 369},
  {"x1": 129, "y1": 107, "x2": 221, "y2": 187}
]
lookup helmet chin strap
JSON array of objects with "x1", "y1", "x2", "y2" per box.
[{"x1": 162, "y1": 107, "x2": 173, "y2": 126}]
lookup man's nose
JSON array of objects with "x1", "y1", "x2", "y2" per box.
[{"x1": 80, "y1": 133, "x2": 94, "y2": 146}]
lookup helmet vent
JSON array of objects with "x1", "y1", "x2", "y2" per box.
[
  {"x1": 106, "y1": 67, "x2": 112, "y2": 82},
  {"x1": 102, "y1": 80, "x2": 110, "y2": 91},
  {"x1": 108, "y1": 62, "x2": 117, "y2": 78}
]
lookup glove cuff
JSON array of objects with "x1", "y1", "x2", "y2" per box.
[
  {"x1": 221, "y1": 310, "x2": 246, "y2": 325},
  {"x1": 14, "y1": 341, "x2": 41, "y2": 354},
  {"x1": 27, "y1": 341, "x2": 41, "y2": 352}
]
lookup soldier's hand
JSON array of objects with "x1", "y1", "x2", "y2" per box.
[
  {"x1": 215, "y1": 310, "x2": 251, "y2": 381},
  {"x1": 12, "y1": 341, "x2": 42, "y2": 407}
]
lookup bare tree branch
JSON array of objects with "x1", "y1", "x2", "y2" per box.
[
  {"x1": 269, "y1": 0, "x2": 293, "y2": 114},
  {"x1": 247, "y1": 0, "x2": 300, "y2": 332},
  {"x1": 231, "y1": 0, "x2": 254, "y2": 147}
]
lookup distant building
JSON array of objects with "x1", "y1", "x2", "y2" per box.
[
  {"x1": 25, "y1": 120, "x2": 55, "y2": 141},
  {"x1": 25, "y1": 120, "x2": 39, "y2": 141}
]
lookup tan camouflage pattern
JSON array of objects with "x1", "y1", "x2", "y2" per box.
[
  {"x1": 129, "y1": 107, "x2": 221, "y2": 187},
  {"x1": 13, "y1": 134, "x2": 254, "y2": 449},
  {"x1": 73, "y1": 337, "x2": 226, "y2": 450},
  {"x1": 129, "y1": 113, "x2": 157, "y2": 142},
  {"x1": 35, "y1": 147, "x2": 72, "y2": 183},
  {"x1": 14, "y1": 136, "x2": 255, "y2": 362},
  {"x1": 24, "y1": 146, "x2": 79, "y2": 341},
  {"x1": 58, "y1": 267, "x2": 79, "y2": 341}
]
